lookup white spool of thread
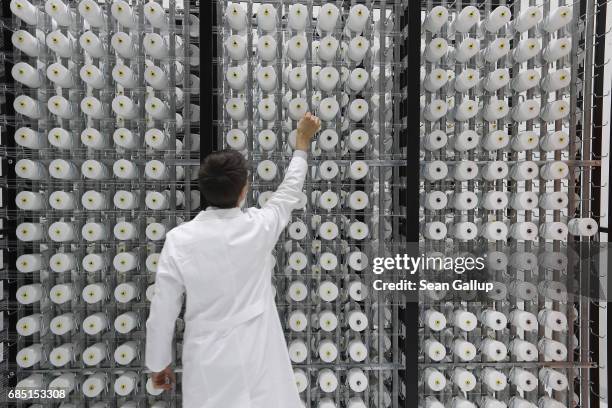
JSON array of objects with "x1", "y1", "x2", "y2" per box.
[
  {"x1": 424, "y1": 368, "x2": 446, "y2": 391},
  {"x1": 347, "y1": 191, "x2": 368, "y2": 210},
  {"x1": 83, "y1": 342, "x2": 107, "y2": 366},
  {"x1": 145, "y1": 160, "x2": 170, "y2": 180},
  {"x1": 453, "y1": 99, "x2": 478, "y2": 121},
  {"x1": 317, "y1": 67, "x2": 339, "y2": 92},
  {"x1": 50, "y1": 314, "x2": 74, "y2": 336},
  {"x1": 543, "y1": 38, "x2": 571, "y2": 62},
  {"x1": 82, "y1": 283, "x2": 106, "y2": 304},
  {"x1": 115, "y1": 311, "x2": 138, "y2": 334},
  {"x1": 480, "y1": 309, "x2": 507, "y2": 331},
  {"x1": 347, "y1": 309, "x2": 368, "y2": 331},
  {"x1": 49, "y1": 252, "x2": 77, "y2": 273},
  {"x1": 348, "y1": 280, "x2": 367, "y2": 301},
  {"x1": 81, "y1": 190, "x2": 107, "y2": 211},
  {"x1": 318, "y1": 221, "x2": 338, "y2": 240},
  {"x1": 513, "y1": 38, "x2": 541, "y2": 63},
  {"x1": 113, "y1": 159, "x2": 139, "y2": 179},
  {"x1": 287, "y1": 66, "x2": 307, "y2": 91},
  {"x1": 481, "y1": 398, "x2": 506, "y2": 408},
  {"x1": 16, "y1": 191, "x2": 44, "y2": 211},
  {"x1": 288, "y1": 281, "x2": 308, "y2": 302},
  {"x1": 512, "y1": 69, "x2": 540, "y2": 93},
  {"x1": 481, "y1": 191, "x2": 508, "y2": 210},
  {"x1": 481, "y1": 368, "x2": 507, "y2": 391},
  {"x1": 513, "y1": 6, "x2": 542, "y2": 32},
  {"x1": 347, "y1": 368, "x2": 368, "y2": 393},
  {"x1": 348, "y1": 99, "x2": 369, "y2": 122},
  {"x1": 288, "y1": 220, "x2": 307, "y2": 241},
  {"x1": 423, "y1": 221, "x2": 447, "y2": 240},
  {"x1": 348, "y1": 251, "x2": 368, "y2": 272},
  {"x1": 115, "y1": 341, "x2": 138, "y2": 365},
  {"x1": 17, "y1": 253, "x2": 45, "y2": 274},
  {"x1": 348, "y1": 68, "x2": 369, "y2": 92},
  {"x1": 347, "y1": 36, "x2": 369, "y2": 62},
  {"x1": 317, "y1": 369, "x2": 338, "y2": 393},
  {"x1": 319, "y1": 161, "x2": 339, "y2": 181},
  {"x1": 348, "y1": 161, "x2": 368, "y2": 180},
  {"x1": 316, "y1": 97, "x2": 338, "y2": 122},
  {"x1": 538, "y1": 309, "x2": 568, "y2": 332},
  {"x1": 539, "y1": 397, "x2": 566, "y2": 408},
  {"x1": 79, "y1": 0, "x2": 105, "y2": 27},
  {"x1": 287, "y1": 35, "x2": 308, "y2": 61},
  {"x1": 346, "y1": 4, "x2": 369, "y2": 33},
  {"x1": 80, "y1": 64, "x2": 105, "y2": 89},
  {"x1": 345, "y1": 129, "x2": 367, "y2": 151},
  {"x1": 542, "y1": 69, "x2": 571, "y2": 92},
  {"x1": 225, "y1": 2, "x2": 246, "y2": 30},
  {"x1": 287, "y1": 4, "x2": 308, "y2": 31},
  {"x1": 114, "y1": 371, "x2": 138, "y2": 396},
  {"x1": 256, "y1": 66, "x2": 277, "y2": 91},
  {"x1": 510, "y1": 368, "x2": 538, "y2": 391},
  {"x1": 288, "y1": 251, "x2": 307, "y2": 271},
  {"x1": 17, "y1": 314, "x2": 41, "y2": 336},
  {"x1": 81, "y1": 159, "x2": 108, "y2": 180},
  {"x1": 482, "y1": 130, "x2": 509, "y2": 150},
  {"x1": 12, "y1": 30, "x2": 41, "y2": 57},
  {"x1": 144, "y1": 128, "x2": 170, "y2": 150},
  {"x1": 316, "y1": 281, "x2": 338, "y2": 303},
  {"x1": 424, "y1": 6, "x2": 448, "y2": 33},
  {"x1": 112, "y1": 96, "x2": 139, "y2": 119},
  {"x1": 541, "y1": 6, "x2": 573, "y2": 32},
  {"x1": 422, "y1": 191, "x2": 447, "y2": 210},
  {"x1": 451, "y1": 130, "x2": 479, "y2": 151},
  {"x1": 47, "y1": 30, "x2": 74, "y2": 58},
  {"x1": 15, "y1": 127, "x2": 45, "y2": 149},
  {"x1": 568, "y1": 218, "x2": 598, "y2": 237},
  {"x1": 146, "y1": 253, "x2": 159, "y2": 272},
  {"x1": 256, "y1": 3, "x2": 277, "y2": 32},
  {"x1": 145, "y1": 65, "x2": 170, "y2": 90},
  {"x1": 113, "y1": 190, "x2": 138, "y2": 210},
  {"x1": 541, "y1": 130, "x2": 570, "y2": 152},
  {"x1": 482, "y1": 100, "x2": 509, "y2": 123},
  {"x1": 483, "y1": 38, "x2": 510, "y2": 62},
  {"x1": 145, "y1": 97, "x2": 169, "y2": 120},
  {"x1": 423, "y1": 309, "x2": 446, "y2": 331},
  {"x1": 83, "y1": 253, "x2": 107, "y2": 273},
  {"x1": 541, "y1": 100, "x2": 569, "y2": 122},
  {"x1": 318, "y1": 310, "x2": 338, "y2": 332},
  {"x1": 318, "y1": 36, "x2": 339, "y2": 62},
  {"x1": 11, "y1": 0, "x2": 40, "y2": 25},
  {"x1": 510, "y1": 222, "x2": 539, "y2": 241},
  {"x1": 483, "y1": 6, "x2": 511, "y2": 32},
  {"x1": 481, "y1": 338, "x2": 508, "y2": 361},
  {"x1": 146, "y1": 222, "x2": 168, "y2": 241},
  {"x1": 143, "y1": 33, "x2": 172, "y2": 59},
  {"x1": 347, "y1": 339, "x2": 368, "y2": 362},
  {"x1": 511, "y1": 131, "x2": 539, "y2": 151},
  {"x1": 16, "y1": 344, "x2": 43, "y2": 368},
  {"x1": 47, "y1": 221, "x2": 75, "y2": 243},
  {"x1": 226, "y1": 128, "x2": 246, "y2": 150},
  {"x1": 454, "y1": 69, "x2": 479, "y2": 92},
  {"x1": 454, "y1": 161, "x2": 478, "y2": 181},
  {"x1": 453, "y1": 338, "x2": 477, "y2": 361},
  {"x1": 48, "y1": 95, "x2": 74, "y2": 119},
  {"x1": 14, "y1": 95, "x2": 42, "y2": 119},
  {"x1": 113, "y1": 221, "x2": 137, "y2": 241},
  {"x1": 539, "y1": 222, "x2": 568, "y2": 240},
  {"x1": 423, "y1": 69, "x2": 447, "y2": 93},
  {"x1": 13, "y1": 62, "x2": 42, "y2": 88},
  {"x1": 480, "y1": 161, "x2": 508, "y2": 181},
  {"x1": 144, "y1": 0, "x2": 168, "y2": 28},
  {"x1": 257, "y1": 160, "x2": 278, "y2": 181},
  {"x1": 481, "y1": 221, "x2": 508, "y2": 241},
  {"x1": 482, "y1": 68, "x2": 510, "y2": 92},
  {"x1": 423, "y1": 338, "x2": 446, "y2": 361},
  {"x1": 287, "y1": 339, "x2": 307, "y2": 363},
  {"x1": 318, "y1": 3, "x2": 339, "y2": 32},
  {"x1": 319, "y1": 252, "x2": 338, "y2": 271},
  {"x1": 114, "y1": 251, "x2": 138, "y2": 273},
  {"x1": 17, "y1": 222, "x2": 45, "y2": 242},
  {"x1": 258, "y1": 97, "x2": 277, "y2": 121},
  {"x1": 49, "y1": 372, "x2": 76, "y2": 394},
  {"x1": 112, "y1": 65, "x2": 137, "y2": 88},
  {"x1": 510, "y1": 191, "x2": 539, "y2": 211},
  {"x1": 453, "y1": 6, "x2": 480, "y2": 32},
  {"x1": 83, "y1": 373, "x2": 106, "y2": 398},
  {"x1": 539, "y1": 368, "x2": 568, "y2": 392},
  {"x1": 422, "y1": 161, "x2": 448, "y2": 182},
  {"x1": 80, "y1": 30, "x2": 105, "y2": 58},
  {"x1": 226, "y1": 97, "x2": 246, "y2": 121},
  {"x1": 225, "y1": 35, "x2": 247, "y2": 61},
  {"x1": 539, "y1": 251, "x2": 568, "y2": 271},
  {"x1": 422, "y1": 99, "x2": 448, "y2": 122},
  {"x1": 83, "y1": 312, "x2": 108, "y2": 335},
  {"x1": 540, "y1": 161, "x2": 569, "y2": 180},
  {"x1": 146, "y1": 377, "x2": 164, "y2": 396},
  {"x1": 288, "y1": 310, "x2": 307, "y2": 332},
  {"x1": 111, "y1": 1, "x2": 136, "y2": 28},
  {"x1": 454, "y1": 309, "x2": 478, "y2": 331},
  {"x1": 424, "y1": 38, "x2": 448, "y2": 62},
  {"x1": 511, "y1": 161, "x2": 539, "y2": 181},
  {"x1": 510, "y1": 309, "x2": 538, "y2": 331},
  {"x1": 48, "y1": 127, "x2": 74, "y2": 149},
  {"x1": 255, "y1": 35, "x2": 277, "y2": 62},
  {"x1": 452, "y1": 37, "x2": 479, "y2": 62},
  {"x1": 452, "y1": 368, "x2": 477, "y2": 392}
]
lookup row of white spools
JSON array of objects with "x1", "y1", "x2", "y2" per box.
[{"x1": 15, "y1": 371, "x2": 171, "y2": 400}]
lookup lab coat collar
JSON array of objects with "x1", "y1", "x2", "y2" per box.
[{"x1": 194, "y1": 206, "x2": 244, "y2": 221}]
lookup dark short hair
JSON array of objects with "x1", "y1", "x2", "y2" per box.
[{"x1": 198, "y1": 149, "x2": 248, "y2": 209}]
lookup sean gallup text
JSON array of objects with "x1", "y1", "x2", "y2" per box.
[{"x1": 373, "y1": 279, "x2": 494, "y2": 292}]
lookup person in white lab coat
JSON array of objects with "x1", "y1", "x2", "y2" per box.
[{"x1": 145, "y1": 113, "x2": 321, "y2": 408}]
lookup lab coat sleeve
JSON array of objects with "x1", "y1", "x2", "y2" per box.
[
  {"x1": 260, "y1": 150, "x2": 308, "y2": 241},
  {"x1": 145, "y1": 233, "x2": 185, "y2": 372}
]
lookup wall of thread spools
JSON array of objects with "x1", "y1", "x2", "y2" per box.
[
  {"x1": 221, "y1": 1, "x2": 402, "y2": 407},
  {"x1": 419, "y1": 1, "x2": 604, "y2": 408},
  {"x1": 6, "y1": 0, "x2": 200, "y2": 406}
]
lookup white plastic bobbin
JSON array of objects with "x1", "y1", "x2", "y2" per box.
[
  {"x1": 318, "y1": 281, "x2": 338, "y2": 302},
  {"x1": 48, "y1": 191, "x2": 76, "y2": 211},
  {"x1": 83, "y1": 312, "x2": 108, "y2": 336},
  {"x1": 82, "y1": 342, "x2": 107, "y2": 366},
  {"x1": 288, "y1": 310, "x2": 307, "y2": 332},
  {"x1": 83, "y1": 373, "x2": 106, "y2": 398},
  {"x1": 453, "y1": 338, "x2": 477, "y2": 361},
  {"x1": 82, "y1": 283, "x2": 106, "y2": 304},
  {"x1": 114, "y1": 341, "x2": 138, "y2": 365},
  {"x1": 50, "y1": 313, "x2": 74, "y2": 336},
  {"x1": 288, "y1": 339, "x2": 308, "y2": 363},
  {"x1": 49, "y1": 252, "x2": 76, "y2": 273},
  {"x1": 115, "y1": 282, "x2": 138, "y2": 303},
  {"x1": 16, "y1": 313, "x2": 41, "y2": 336}
]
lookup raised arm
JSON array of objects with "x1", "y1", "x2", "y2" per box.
[
  {"x1": 145, "y1": 233, "x2": 184, "y2": 381},
  {"x1": 260, "y1": 113, "x2": 320, "y2": 240}
]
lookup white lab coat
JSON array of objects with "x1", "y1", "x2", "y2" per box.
[{"x1": 145, "y1": 150, "x2": 308, "y2": 408}]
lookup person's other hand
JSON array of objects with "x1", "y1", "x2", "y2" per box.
[
  {"x1": 296, "y1": 112, "x2": 321, "y2": 151},
  {"x1": 151, "y1": 366, "x2": 175, "y2": 390}
]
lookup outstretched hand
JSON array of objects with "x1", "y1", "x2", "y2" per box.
[
  {"x1": 151, "y1": 366, "x2": 176, "y2": 391},
  {"x1": 296, "y1": 112, "x2": 321, "y2": 151}
]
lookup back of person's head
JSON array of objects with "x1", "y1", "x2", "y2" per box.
[{"x1": 199, "y1": 149, "x2": 248, "y2": 208}]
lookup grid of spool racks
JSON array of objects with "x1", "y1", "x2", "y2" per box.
[
  {"x1": 419, "y1": 2, "x2": 601, "y2": 408},
  {"x1": 219, "y1": 1, "x2": 405, "y2": 408},
  {"x1": 3, "y1": 0, "x2": 202, "y2": 405}
]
